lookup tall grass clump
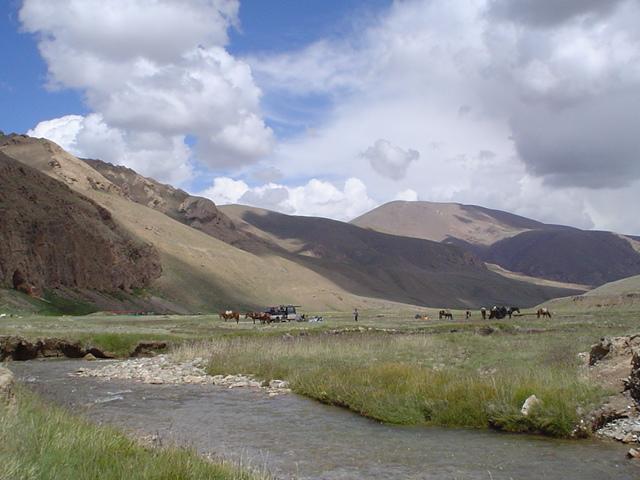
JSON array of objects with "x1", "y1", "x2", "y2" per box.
[
  {"x1": 0, "y1": 389, "x2": 265, "y2": 480},
  {"x1": 200, "y1": 333, "x2": 605, "y2": 437}
]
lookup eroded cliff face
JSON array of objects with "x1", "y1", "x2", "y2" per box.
[
  {"x1": 0, "y1": 152, "x2": 161, "y2": 294},
  {"x1": 82, "y1": 158, "x2": 242, "y2": 243}
]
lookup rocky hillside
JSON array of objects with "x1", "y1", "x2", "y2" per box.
[
  {"x1": 353, "y1": 200, "x2": 640, "y2": 286},
  {"x1": 0, "y1": 152, "x2": 161, "y2": 294},
  {"x1": 82, "y1": 158, "x2": 242, "y2": 244}
]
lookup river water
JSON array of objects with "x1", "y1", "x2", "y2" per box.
[{"x1": 8, "y1": 360, "x2": 639, "y2": 479}]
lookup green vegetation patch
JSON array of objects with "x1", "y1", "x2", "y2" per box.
[
  {"x1": 40, "y1": 290, "x2": 98, "y2": 316},
  {"x1": 205, "y1": 333, "x2": 605, "y2": 437},
  {"x1": 0, "y1": 389, "x2": 263, "y2": 480}
]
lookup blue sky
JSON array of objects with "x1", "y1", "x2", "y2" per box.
[
  {"x1": 0, "y1": 0, "x2": 390, "y2": 137},
  {"x1": 0, "y1": 2, "x2": 85, "y2": 134}
]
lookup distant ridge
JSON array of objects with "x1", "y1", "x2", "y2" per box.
[{"x1": 353, "y1": 200, "x2": 640, "y2": 286}]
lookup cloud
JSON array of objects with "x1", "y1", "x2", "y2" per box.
[
  {"x1": 245, "y1": 0, "x2": 640, "y2": 233},
  {"x1": 251, "y1": 166, "x2": 284, "y2": 183},
  {"x1": 488, "y1": 0, "x2": 627, "y2": 27},
  {"x1": 200, "y1": 177, "x2": 375, "y2": 221},
  {"x1": 394, "y1": 189, "x2": 419, "y2": 202},
  {"x1": 362, "y1": 139, "x2": 419, "y2": 180},
  {"x1": 20, "y1": 0, "x2": 273, "y2": 181},
  {"x1": 200, "y1": 177, "x2": 249, "y2": 205}
]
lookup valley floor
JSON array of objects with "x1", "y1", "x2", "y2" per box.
[{"x1": 2, "y1": 307, "x2": 640, "y2": 476}]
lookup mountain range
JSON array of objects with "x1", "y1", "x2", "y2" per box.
[{"x1": 2, "y1": 133, "x2": 637, "y2": 313}]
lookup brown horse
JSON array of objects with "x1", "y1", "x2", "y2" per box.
[
  {"x1": 245, "y1": 311, "x2": 272, "y2": 324},
  {"x1": 439, "y1": 310, "x2": 453, "y2": 320},
  {"x1": 219, "y1": 310, "x2": 241, "y2": 323},
  {"x1": 536, "y1": 308, "x2": 552, "y2": 318}
]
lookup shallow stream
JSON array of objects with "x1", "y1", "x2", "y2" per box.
[{"x1": 8, "y1": 360, "x2": 639, "y2": 479}]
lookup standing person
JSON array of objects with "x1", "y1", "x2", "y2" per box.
[{"x1": 353, "y1": 308, "x2": 359, "y2": 322}]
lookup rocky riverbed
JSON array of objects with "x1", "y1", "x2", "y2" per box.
[
  {"x1": 73, "y1": 355, "x2": 291, "y2": 395},
  {"x1": 587, "y1": 335, "x2": 640, "y2": 447}
]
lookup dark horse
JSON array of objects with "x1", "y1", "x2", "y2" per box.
[
  {"x1": 439, "y1": 310, "x2": 453, "y2": 320},
  {"x1": 488, "y1": 306, "x2": 507, "y2": 320},
  {"x1": 506, "y1": 306, "x2": 520, "y2": 319}
]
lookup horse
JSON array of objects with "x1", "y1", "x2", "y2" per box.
[
  {"x1": 537, "y1": 308, "x2": 552, "y2": 319},
  {"x1": 480, "y1": 307, "x2": 487, "y2": 320},
  {"x1": 245, "y1": 311, "x2": 271, "y2": 324},
  {"x1": 219, "y1": 310, "x2": 240, "y2": 323},
  {"x1": 506, "y1": 306, "x2": 520, "y2": 319},
  {"x1": 489, "y1": 306, "x2": 507, "y2": 320},
  {"x1": 439, "y1": 310, "x2": 453, "y2": 320}
]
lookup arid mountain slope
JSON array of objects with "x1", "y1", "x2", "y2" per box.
[
  {"x1": 542, "y1": 274, "x2": 640, "y2": 311},
  {"x1": 352, "y1": 200, "x2": 544, "y2": 245},
  {"x1": 1, "y1": 135, "x2": 413, "y2": 311},
  {"x1": 2, "y1": 134, "x2": 584, "y2": 310},
  {"x1": 353, "y1": 200, "x2": 640, "y2": 286},
  {"x1": 0, "y1": 152, "x2": 161, "y2": 294},
  {"x1": 221, "y1": 205, "x2": 581, "y2": 308},
  {"x1": 483, "y1": 229, "x2": 640, "y2": 285},
  {"x1": 82, "y1": 158, "x2": 242, "y2": 244}
]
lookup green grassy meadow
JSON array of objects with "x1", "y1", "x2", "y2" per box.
[{"x1": 2, "y1": 306, "x2": 639, "y2": 439}]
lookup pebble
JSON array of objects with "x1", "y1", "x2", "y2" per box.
[
  {"x1": 596, "y1": 417, "x2": 640, "y2": 444},
  {"x1": 72, "y1": 354, "x2": 291, "y2": 395}
]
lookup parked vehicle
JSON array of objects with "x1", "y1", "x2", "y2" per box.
[{"x1": 265, "y1": 305, "x2": 301, "y2": 321}]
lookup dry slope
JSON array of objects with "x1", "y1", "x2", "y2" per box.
[
  {"x1": 220, "y1": 204, "x2": 582, "y2": 308},
  {"x1": 353, "y1": 200, "x2": 640, "y2": 286},
  {"x1": 0, "y1": 152, "x2": 161, "y2": 294}
]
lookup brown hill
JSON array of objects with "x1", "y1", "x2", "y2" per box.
[
  {"x1": 352, "y1": 200, "x2": 544, "y2": 245},
  {"x1": 220, "y1": 205, "x2": 581, "y2": 308},
  {"x1": 1, "y1": 134, "x2": 411, "y2": 311},
  {"x1": 82, "y1": 158, "x2": 242, "y2": 244},
  {"x1": 483, "y1": 229, "x2": 640, "y2": 285},
  {"x1": 1, "y1": 133, "x2": 584, "y2": 311},
  {"x1": 352, "y1": 201, "x2": 640, "y2": 286},
  {"x1": 542, "y1": 274, "x2": 640, "y2": 312},
  {"x1": 0, "y1": 151, "x2": 161, "y2": 295}
]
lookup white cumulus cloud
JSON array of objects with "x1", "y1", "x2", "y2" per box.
[
  {"x1": 20, "y1": 0, "x2": 273, "y2": 184},
  {"x1": 200, "y1": 177, "x2": 375, "y2": 221}
]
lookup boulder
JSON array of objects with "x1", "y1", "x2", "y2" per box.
[
  {"x1": 624, "y1": 349, "x2": 640, "y2": 404},
  {"x1": 521, "y1": 394, "x2": 541, "y2": 416},
  {"x1": 0, "y1": 367, "x2": 14, "y2": 403},
  {"x1": 83, "y1": 353, "x2": 97, "y2": 361},
  {"x1": 627, "y1": 448, "x2": 640, "y2": 459},
  {"x1": 590, "y1": 338, "x2": 612, "y2": 366}
]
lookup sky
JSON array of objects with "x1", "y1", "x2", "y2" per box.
[{"x1": 1, "y1": 0, "x2": 640, "y2": 234}]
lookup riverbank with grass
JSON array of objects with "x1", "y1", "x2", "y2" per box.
[
  {"x1": 200, "y1": 332, "x2": 604, "y2": 437},
  {"x1": 0, "y1": 387, "x2": 265, "y2": 480},
  {"x1": 3, "y1": 308, "x2": 640, "y2": 439}
]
